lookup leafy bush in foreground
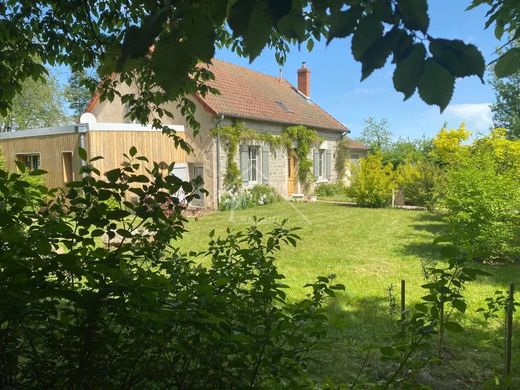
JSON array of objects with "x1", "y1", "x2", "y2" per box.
[{"x1": 0, "y1": 149, "x2": 342, "y2": 388}]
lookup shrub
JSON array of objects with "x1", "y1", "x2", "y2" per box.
[
  {"x1": 219, "y1": 191, "x2": 254, "y2": 211},
  {"x1": 315, "y1": 182, "x2": 346, "y2": 197},
  {"x1": 444, "y1": 130, "x2": 520, "y2": 262},
  {"x1": 219, "y1": 185, "x2": 281, "y2": 211},
  {"x1": 347, "y1": 153, "x2": 395, "y2": 207},
  {"x1": 0, "y1": 148, "x2": 344, "y2": 388},
  {"x1": 397, "y1": 160, "x2": 444, "y2": 210},
  {"x1": 249, "y1": 184, "x2": 281, "y2": 205}
]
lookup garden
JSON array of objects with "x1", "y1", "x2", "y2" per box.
[{"x1": 179, "y1": 201, "x2": 520, "y2": 388}]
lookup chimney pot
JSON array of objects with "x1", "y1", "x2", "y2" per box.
[{"x1": 297, "y1": 62, "x2": 310, "y2": 97}]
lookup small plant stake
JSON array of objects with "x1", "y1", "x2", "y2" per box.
[
  {"x1": 401, "y1": 279, "x2": 406, "y2": 335},
  {"x1": 504, "y1": 282, "x2": 514, "y2": 388}
]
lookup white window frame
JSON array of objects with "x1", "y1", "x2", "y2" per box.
[
  {"x1": 248, "y1": 146, "x2": 259, "y2": 183},
  {"x1": 16, "y1": 153, "x2": 41, "y2": 171},
  {"x1": 318, "y1": 149, "x2": 325, "y2": 179}
]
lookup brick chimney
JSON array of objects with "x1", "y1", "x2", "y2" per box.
[{"x1": 297, "y1": 62, "x2": 310, "y2": 98}]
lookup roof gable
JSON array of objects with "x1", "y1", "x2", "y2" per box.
[{"x1": 196, "y1": 60, "x2": 348, "y2": 133}]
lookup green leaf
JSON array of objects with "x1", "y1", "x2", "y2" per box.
[
  {"x1": 393, "y1": 43, "x2": 426, "y2": 100},
  {"x1": 277, "y1": 12, "x2": 306, "y2": 42},
  {"x1": 417, "y1": 58, "x2": 454, "y2": 112},
  {"x1": 351, "y1": 15, "x2": 383, "y2": 61},
  {"x1": 445, "y1": 321, "x2": 464, "y2": 333},
  {"x1": 327, "y1": 6, "x2": 362, "y2": 43},
  {"x1": 107, "y1": 209, "x2": 131, "y2": 220},
  {"x1": 495, "y1": 48, "x2": 520, "y2": 78},
  {"x1": 105, "y1": 169, "x2": 121, "y2": 183},
  {"x1": 373, "y1": 0, "x2": 396, "y2": 23},
  {"x1": 228, "y1": 0, "x2": 256, "y2": 37},
  {"x1": 306, "y1": 39, "x2": 314, "y2": 52},
  {"x1": 28, "y1": 169, "x2": 47, "y2": 176},
  {"x1": 78, "y1": 147, "x2": 87, "y2": 161},
  {"x1": 360, "y1": 31, "x2": 394, "y2": 81},
  {"x1": 429, "y1": 39, "x2": 485, "y2": 81},
  {"x1": 242, "y1": 2, "x2": 273, "y2": 61},
  {"x1": 397, "y1": 0, "x2": 429, "y2": 32},
  {"x1": 14, "y1": 160, "x2": 26, "y2": 173},
  {"x1": 129, "y1": 146, "x2": 137, "y2": 157},
  {"x1": 452, "y1": 299, "x2": 467, "y2": 313},
  {"x1": 116, "y1": 228, "x2": 134, "y2": 238}
]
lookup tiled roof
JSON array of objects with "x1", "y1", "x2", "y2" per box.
[{"x1": 197, "y1": 59, "x2": 349, "y2": 133}]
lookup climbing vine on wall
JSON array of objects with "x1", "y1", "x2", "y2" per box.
[
  {"x1": 335, "y1": 139, "x2": 351, "y2": 182},
  {"x1": 211, "y1": 122, "x2": 322, "y2": 194},
  {"x1": 281, "y1": 125, "x2": 323, "y2": 193}
]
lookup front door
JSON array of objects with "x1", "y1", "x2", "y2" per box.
[{"x1": 288, "y1": 154, "x2": 298, "y2": 195}]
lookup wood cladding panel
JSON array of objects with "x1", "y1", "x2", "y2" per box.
[
  {"x1": 87, "y1": 131, "x2": 187, "y2": 176},
  {"x1": 0, "y1": 133, "x2": 82, "y2": 188}
]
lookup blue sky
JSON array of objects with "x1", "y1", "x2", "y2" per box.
[{"x1": 216, "y1": 0, "x2": 501, "y2": 140}]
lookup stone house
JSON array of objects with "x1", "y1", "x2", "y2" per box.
[{"x1": 85, "y1": 60, "x2": 368, "y2": 209}]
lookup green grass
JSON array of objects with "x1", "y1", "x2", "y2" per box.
[{"x1": 179, "y1": 202, "x2": 520, "y2": 388}]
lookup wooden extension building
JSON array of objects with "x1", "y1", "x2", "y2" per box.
[{"x1": 0, "y1": 122, "x2": 190, "y2": 198}]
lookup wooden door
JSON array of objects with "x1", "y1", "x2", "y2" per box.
[{"x1": 288, "y1": 154, "x2": 298, "y2": 195}]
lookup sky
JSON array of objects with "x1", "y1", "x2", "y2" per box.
[{"x1": 214, "y1": 0, "x2": 503, "y2": 140}]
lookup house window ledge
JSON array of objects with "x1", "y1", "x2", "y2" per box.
[{"x1": 316, "y1": 178, "x2": 329, "y2": 184}]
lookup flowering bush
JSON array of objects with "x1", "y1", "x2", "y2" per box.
[{"x1": 219, "y1": 185, "x2": 281, "y2": 211}]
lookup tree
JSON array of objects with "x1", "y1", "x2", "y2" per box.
[
  {"x1": 64, "y1": 71, "x2": 92, "y2": 121},
  {"x1": 1, "y1": 0, "x2": 492, "y2": 137},
  {"x1": 358, "y1": 117, "x2": 392, "y2": 153},
  {"x1": 0, "y1": 73, "x2": 69, "y2": 132},
  {"x1": 470, "y1": 0, "x2": 520, "y2": 79},
  {"x1": 490, "y1": 39, "x2": 520, "y2": 140}
]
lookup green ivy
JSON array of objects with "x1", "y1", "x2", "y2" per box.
[
  {"x1": 282, "y1": 125, "x2": 323, "y2": 193},
  {"x1": 335, "y1": 139, "x2": 351, "y2": 182},
  {"x1": 212, "y1": 122, "x2": 322, "y2": 194}
]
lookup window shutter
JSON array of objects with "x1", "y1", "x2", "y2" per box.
[
  {"x1": 262, "y1": 145, "x2": 269, "y2": 184},
  {"x1": 313, "y1": 149, "x2": 319, "y2": 177},
  {"x1": 240, "y1": 145, "x2": 249, "y2": 182},
  {"x1": 326, "y1": 149, "x2": 332, "y2": 180}
]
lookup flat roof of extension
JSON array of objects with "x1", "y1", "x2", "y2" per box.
[{"x1": 0, "y1": 123, "x2": 185, "y2": 140}]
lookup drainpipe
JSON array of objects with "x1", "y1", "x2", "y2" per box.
[
  {"x1": 215, "y1": 114, "x2": 225, "y2": 209},
  {"x1": 76, "y1": 124, "x2": 88, "y2": 176}
]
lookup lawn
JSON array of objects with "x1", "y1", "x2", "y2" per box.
[{"x1": 178, "y1": 202, "x2": 520, "y2": 388}]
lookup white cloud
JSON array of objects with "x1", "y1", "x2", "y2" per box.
[{"x1": 443, "y1": 103, "x2": 492, "y2": 132}]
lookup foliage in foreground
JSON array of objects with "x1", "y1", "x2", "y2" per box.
[
  {"x1": 0, "y1": 151, "x2": 342, "y2": 388},
  {"x1": 3, "y1": 0, "x2": 499, "y2": 131}
]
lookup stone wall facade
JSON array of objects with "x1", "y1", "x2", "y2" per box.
[{"x1": 90, "y1": 85, "x2": 365, "y2": 210}]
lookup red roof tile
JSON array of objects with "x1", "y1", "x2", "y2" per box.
[{"x1": 197, "y1": 59, "x2": 349, "y2": 133}]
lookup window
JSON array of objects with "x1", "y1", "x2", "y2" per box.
[
  {"x1": 351, "y1": 153, "x2": 360, "y2": 166},
  {"x1": 318, "y1": 149, "x2": 325, "y2": 178},
  {"x1": 248, "y1": 146, "x2": 259, "y2": 182},
  {"x1": 62, "y1": 152, "x2": 73, "y2": 183},
  {"x1": 17, "y1": 154, "x2": 40, "y2": 171}
]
